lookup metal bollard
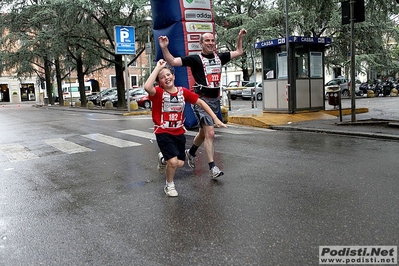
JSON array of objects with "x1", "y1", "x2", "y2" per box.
[{"x1": 227, "y1": 91, "x2": 231, "y2": 111}]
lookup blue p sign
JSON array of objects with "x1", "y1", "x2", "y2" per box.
[
  {"x1": 120, "y1": 28, "x2": 130, "y2": 42},
  {"x1": 114, "y1": 25, "x2": 136, "y2": 54}
]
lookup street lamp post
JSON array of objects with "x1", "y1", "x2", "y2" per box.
[
  {"x1": 65, "y1": 54, "x2": 73, "y2": 107},
  {"x1": 69, "y1": 66, "x2": 72, "y2": 107},
  {"x1": 285, "y1": 0, "x2": 293, "y2": 113},
  {"x1": 144, "y1": 16, "x2": 153, "y2": 75}
]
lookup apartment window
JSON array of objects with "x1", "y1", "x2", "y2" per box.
[
  {"x1": 131, "y1": 76, "x2": 138, "y2": 87},
  {"x1": 111, "y1": 76, "x2": 117, "y2": 88}
]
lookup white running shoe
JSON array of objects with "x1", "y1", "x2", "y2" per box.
[
  {"x1": 209, "y1": 166, "x2": 224, "y2": 179},
  {"x1": 164, "y1": 184, "x2": 178, "y2": 197},
  {"x1": 185, "y1": 149, "x2": 196, "y2": 168},
  {"x1": 157, "y1": 152, "x2": 166, "y2": 174}
]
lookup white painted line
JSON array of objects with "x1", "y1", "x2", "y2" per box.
[
  {"x1": 87, "y1": 117, "x2": 151, "y2": 121},
  {"x1": 0, "y1": 144, "x2": 39, "y2": 162},
  {"x1": 215, "y1": 129, "x2": 255, "y2": 135},
  {"x1": 45, "y1": 138, "x2": 93, "y2": 154},
  {"x1": 82, "y1": 133, "x2": 141, "y2": 148},
  {"x1": 185, "y1": 130, "x2": 198, "y2": 137},
  {"x1": 118, "y1": 129, "x2": 154, "y2": 140}
]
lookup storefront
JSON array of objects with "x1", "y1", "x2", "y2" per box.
[
  {"x1": 0, "y1": 84, "x2": 10, "y2": 102},
  {"x1": 0, "y1": 79, "x2": 37, "y2": 103},
  {"x1": 20, "y1": 83, "x2": 36, "y2": 101}
]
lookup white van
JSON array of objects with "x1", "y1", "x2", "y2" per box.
[{"x1": 62, "y1": 82, "x2": 92, "y2": 101}]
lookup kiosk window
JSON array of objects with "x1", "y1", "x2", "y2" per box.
[
  {"x1": 262, "y1": 50, "x2": 276, "y2": 79},
  {"x1": 310, "y1": 52, "x2": 323, "y2": 78},
  {"x1": 295, "y1": 49, "x2": 309, "y2": 78},
  {"x1": 277, "y1": 52, "x2": 287, "y2": 79}
]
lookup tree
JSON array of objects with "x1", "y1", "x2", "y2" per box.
[
  {"x1": 213, "y1": 0, "x2": 273, "y2": 81},
  {"x1": 79, "y1": 0, "x2": 149, "y2": 108},
  {"x1": 0, "y1": 0, "x2": 149, "y2": 108},
  {"x1": 213, "y1": 0, "x2": 399, "y2": 81}
]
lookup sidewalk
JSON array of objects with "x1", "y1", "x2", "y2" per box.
[{"x1": 227, "y1": 97, "x2": 399, "y2": 141}]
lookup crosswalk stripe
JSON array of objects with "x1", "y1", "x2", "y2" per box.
[
  {"x1": 45, "y1": 138, "x2": 93, "y2": 154},
  {"x1": 118, "y1": 129, "x2": 155, "y2": 140},
  {"x1": 0, "y1": 127, "x2": 271, "y2": 163},
  {"x1": 0, "y1": 143, "x2": 39, "y2": 162},
  {"x1": 82, "y1": 133, "x2": 141, "y2": 148},
  {"x1": 119, "y1": 128, "x2": 268, "y2": 139}
]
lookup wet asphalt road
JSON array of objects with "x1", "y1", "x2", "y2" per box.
[{"x1": 0, "y1": 103, "x2": 398, "y2": 265}]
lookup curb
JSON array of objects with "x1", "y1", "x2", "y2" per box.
[
  {"x1": 322, "y1": 107, "x2": 369, "y2": 116},
  {"x1": 227, "y1": 116, "x2": 271, "y2": 128},
  {"x1": 123, "y1": 110, "x2": 152, "y2": 116},
  {"x1": 270, "y1": 125, "x2": 399, "y2": 141}
]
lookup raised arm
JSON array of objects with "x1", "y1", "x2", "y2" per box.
[
  {"x1": 144, "y1": 59, "x2": 166, "y2": 96},
  {"x1": 230, "y1": 28, "x2": 247, "y2": 59},
  {"x1": 158, "y1": 36, "x2": 183, "y2": 67}
]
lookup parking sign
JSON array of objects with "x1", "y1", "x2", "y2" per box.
[{"x1": 114, "y1": 25, "x2": 136, "y2": 54}]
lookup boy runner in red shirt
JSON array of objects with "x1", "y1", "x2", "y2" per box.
[{"x1": 144, "y1": 59, "x2": 227, "y2": 197}]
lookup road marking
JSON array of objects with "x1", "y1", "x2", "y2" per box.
[
  {"x1": 120, "y1": 128, "x2": 199, "y2": 138},
  {"x1": 87, "y1": 117, "x2": 151, "y2": 121},
  {"x1": 119, "y1": 127, "x2": 274, "y2": 141},
  {"x1": 118, "y1": 129, "x2": 155, "y2": 140},
  {"x1": 45, "y1": 138, "x2": 93, "y2": 154},
  {"x1": 0, "y1": 144, "x2": 39, "y2": 162},
  {"x1": 82, "y1": 133, "x2": 141, "y2": 148}
]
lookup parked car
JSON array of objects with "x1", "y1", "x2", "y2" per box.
[
  {"x1": 225, "y1": 80, "x2": 249, "y2": 100},
  {"x1": 130, "y1": 88, "x2": 147, "y2": 97},
  {"x1": 325, "y1": 77, "x2": 348, "y2": 96},
  {"x1": 108, "y1": 88, "x2": 145, "y2": 107},
  {"x1": 241, "y1": 82, "x2": 262, "y2": 100},
  {"x1": 86, "y1": 93, "x2": 99, "y2": 103},
  {"x1": 90, "y1": 88, "x2": 117, "y2": 105},
  {"x1": 100, "y1": 91, "x2": 118, "y2": 106},
  {"x1": 325, "y1": 77, "x2": 361, "y2": 98},
  {"x1": 131, "y1": 91, "x2": 151, "y2": 109}
]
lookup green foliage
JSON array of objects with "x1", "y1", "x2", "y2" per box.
[
  {"x1": 0, "y1": 0, "x2": 149, "y2": 108},
  {"x1": 213, "y1": 0, "x2": 399, "y2": 80},
  {"x1": 2, "y1": 0, "x2": 399, "y2": 91}
]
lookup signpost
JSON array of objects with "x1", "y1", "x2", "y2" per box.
[
  {"x1": 342, "y1": 0, "x2": 365, "y2": 122},
  {"x1": 114, "y1": 25, "x2": 136, "y2": 112}
]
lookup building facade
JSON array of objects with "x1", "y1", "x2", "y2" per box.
[{"x1": 0, "y1": 49, "x2": 152, "y2": 104}]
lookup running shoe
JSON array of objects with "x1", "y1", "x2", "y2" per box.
[
  {"x1": 164, "y1": 184, "x2": 178, "y2": 197},
  {"x1": 185, "y1": 149, "x2": 196, "y2": 168},
  {"x1": 209, "y1": 165, "x2": 224, "y2": 179},
  {"x1": 157, "y1": 152, "x2": 166, "y2": 174}
]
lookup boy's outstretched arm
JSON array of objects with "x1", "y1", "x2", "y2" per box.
[{"x1": 195, "y1": 99, "x2": 227, "y2": 128}]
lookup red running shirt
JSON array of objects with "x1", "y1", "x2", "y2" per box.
[{"x1": 149, "y1": 86, "x2": 199, "y2": 135}]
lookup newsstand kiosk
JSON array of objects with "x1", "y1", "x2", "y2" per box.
[{"x1": 254, "y1": 36, "x2": 331, "y2": 113}]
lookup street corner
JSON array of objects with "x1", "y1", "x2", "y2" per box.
[
  {"x1": 228, "y1": 110, "x2": 338, "y2": 128},
  {"x1": 123, "y1": 109, "x2": 152, "y2": 116},
  {"x1": 322, "y1": 107, "x2": 369, "y2": 117},
  {"x1": 227, "y1": 115, "x2": 272, "y2": 128}
]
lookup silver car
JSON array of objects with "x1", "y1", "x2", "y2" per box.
[
  {"x1": 241, "y1": 82, "x2": 262, "y2": 100},
  {"x1": 226, "y1": 80, "x2": 249, "y2": 100},
  {"x1": 325, "y1": 77, "x2": 361, "y2": 97}
]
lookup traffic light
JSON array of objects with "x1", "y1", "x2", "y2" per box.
[{"x1": 342, "y1": 0, "x2": 365, "y2": 25}]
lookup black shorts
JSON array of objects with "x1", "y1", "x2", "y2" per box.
[{"x1": 156, "y1": 133, "x2": 186, "y2": 161}]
